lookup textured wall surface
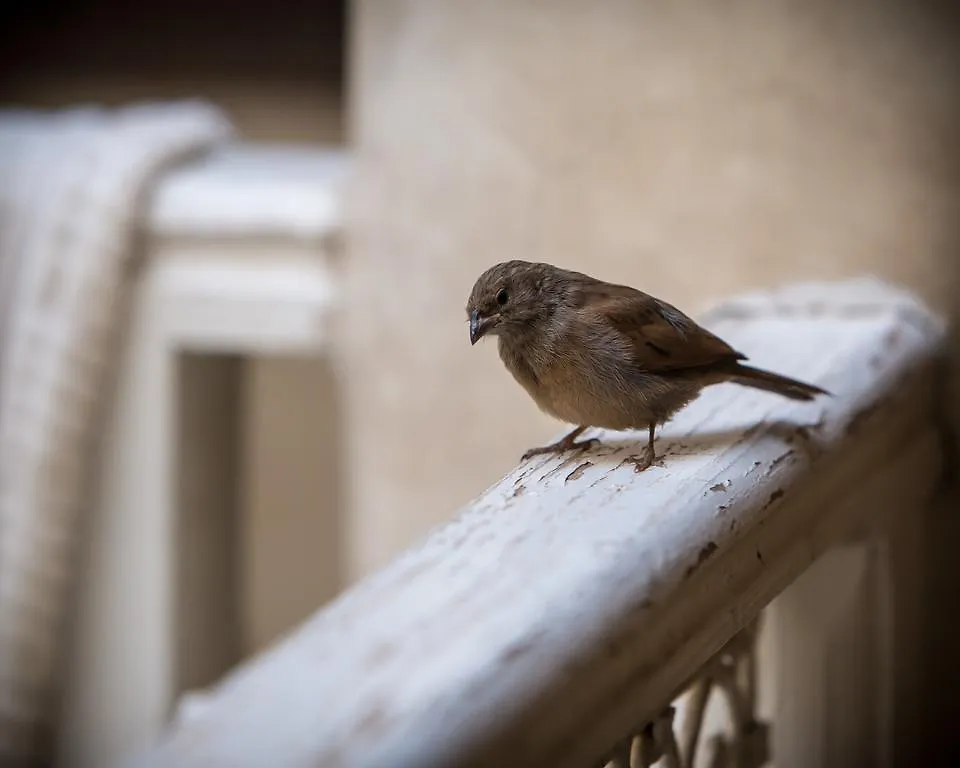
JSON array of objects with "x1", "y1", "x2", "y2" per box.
[{"x1": 347, "y1": 0, "x2": 960, "y2": 575}]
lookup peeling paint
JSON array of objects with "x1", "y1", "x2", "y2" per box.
[
  {"x1": 766, "y1": 489, "x2": 785, "y2": 508},
  {"x1": 565, "y1": 462, "x2": 593, "y2": 484},
  {"x1": 538, "y1": 452, "x2": 590, "y2": 482},
  {"x1": 769, "y1": 451, "x2": 794, "y2": 470},
  {"x1": 685, "y1": 541, "x2": 719, "y2": 577}
]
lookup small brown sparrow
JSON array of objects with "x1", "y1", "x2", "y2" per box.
[{"x1": 466, "y1": 261, "x2": 828, "y2": 470}]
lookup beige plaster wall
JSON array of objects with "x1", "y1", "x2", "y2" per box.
[{"x1": 346, "y1": 0, "x2": 960, "y2": 575}]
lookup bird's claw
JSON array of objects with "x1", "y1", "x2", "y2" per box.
[
  {"x1": 622, "y1": 448, "x2": 658, "y2": 473},
  {"x1": 521, "y1": 437, "x2": 599, "y2": 462}
]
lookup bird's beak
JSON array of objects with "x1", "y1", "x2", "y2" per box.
[{"x1": 469, "y1": 310, "x2": 493, "y2": 345}]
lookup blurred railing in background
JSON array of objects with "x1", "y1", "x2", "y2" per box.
[{"x1": 58, "y1": 140, "x2": 347, "y2": 767}]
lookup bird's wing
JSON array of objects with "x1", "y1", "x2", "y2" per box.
[{"x1": 578, "y1": 282, "x2": 746, "y2": 372}]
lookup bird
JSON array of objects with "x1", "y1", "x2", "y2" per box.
[{"x1": 465, "y1": 260, "x2": 828, "y2": 471}]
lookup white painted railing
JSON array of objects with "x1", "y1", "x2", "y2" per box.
[
  {"x1": 58, "y1": 143, "x2": 347, "y2": 768},
  {"x1": 130, "y1": 278, "x2": 946, "y2": 768}
]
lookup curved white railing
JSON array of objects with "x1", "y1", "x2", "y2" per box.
[{"x1": 132, "y1": 278, "x2": 946, "y2": 768}]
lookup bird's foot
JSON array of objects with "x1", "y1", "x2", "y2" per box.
[
  {"x1": 622, "y1": 446, "x2": 659, "y2": 473},
  {"x1": 521, "y1": 437, "x2": 600, "y2": 462}
]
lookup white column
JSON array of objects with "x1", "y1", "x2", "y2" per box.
[{"x1": 56, "y1": 144, "x2": 345, "y2": 768}]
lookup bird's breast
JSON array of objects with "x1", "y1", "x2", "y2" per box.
[
  {"x1": 498, "y1": 332, "x2": 640, "y2": 428},
  {"x1": 497, "y1": 327, "x2": 696, "y2": 430}
]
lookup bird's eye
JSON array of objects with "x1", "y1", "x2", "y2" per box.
[{"x1": 496, "y1": 288, "x2": 509, "y2": 306}]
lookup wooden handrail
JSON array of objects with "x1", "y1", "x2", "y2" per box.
[{"x1": 130, "y1": 278, "x2": 946, "y2": 768}]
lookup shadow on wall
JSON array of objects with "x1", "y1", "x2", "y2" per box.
[
  {"x1": 914, "y1": 4, "x2": 960, "y2": 762},
  {"x1": 0, "y1": 0, "x2": 347, "y2": 143}
]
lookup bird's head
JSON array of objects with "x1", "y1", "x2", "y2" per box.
[{"x1": 465, "y1": 260, "x2": 572, "y2": 345}]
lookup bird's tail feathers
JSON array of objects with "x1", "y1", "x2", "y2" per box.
[{"x1": 724, "y1": 363, "x2": 829, "y2": 401}]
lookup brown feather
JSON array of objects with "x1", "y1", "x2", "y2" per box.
[{"x1": 577, "y1": 283, "x2": 746, "y2": 373}]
